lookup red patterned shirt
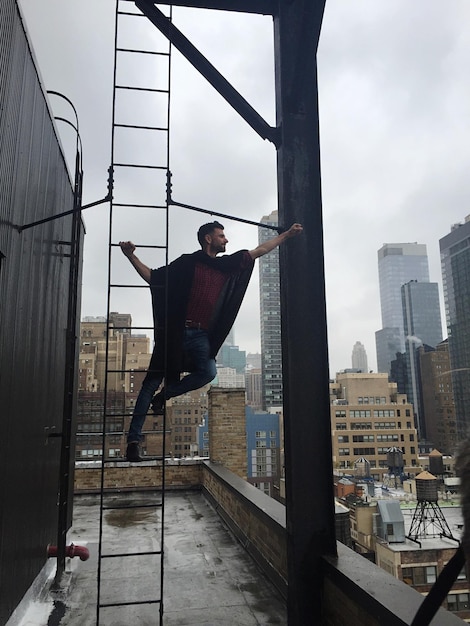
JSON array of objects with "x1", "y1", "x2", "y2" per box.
[{"x1": 186, "y1": 251, "x2": 251, "y2": 329}]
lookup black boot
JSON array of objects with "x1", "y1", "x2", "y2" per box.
[
  {"x1": 151, "y1": 391, "x2": 165, "y2": 415},
  {"x1": 126, "y1": 442, "x2": 143, "y2": 462}
]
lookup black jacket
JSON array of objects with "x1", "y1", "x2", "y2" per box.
[{"x1": 147, "y1": 249, "x2": 254, "y2": 377}]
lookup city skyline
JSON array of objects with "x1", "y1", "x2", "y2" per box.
[{"x1": 19, "y1": 0, "x2": 470, "y2": 377}]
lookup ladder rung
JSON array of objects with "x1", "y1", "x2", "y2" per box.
[
  {"x1": 114, "y1": 123, "x2": 168, "y2": 131},
  {"x1": 116, "y1": 85, "x2": 169, "y2": 94},
  {"x1": 102, "y1": 549, "x2": 162, "y2": 559},
  {"x1": 108, "y1": 284, "x2": 150, "y2": 289},
  {"x1": 113, "y1": 163, "x2": 167, "y2": 170},
  {"x1": 100, "y1": 599, "x2": 161, "y2": 609},
  {"x1": 113, "y1": 203, "x2": 167, "y2": 209},
  {"x1": 117, "y1": 11, "x2": 148, "y2": 17},
  {"x1": 104, "y1": 324, "x2": 154, "y2": 329},
  {"x1": 102, "y1": 502, "x2": 162, "y2": 511},
  {"x1": 117, "y1": 47, "x2": 169, "y2": 57},
  {"x1": 106, "y1": 368, "x2": 153, "y2": 373}
]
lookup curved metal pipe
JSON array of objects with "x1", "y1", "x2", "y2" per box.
[{"x1": 47, "y1": 543, "x2": 90, "y2": 561}]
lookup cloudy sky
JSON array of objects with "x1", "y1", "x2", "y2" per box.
[{"x1": 18, "y1": 0, "x2": 470, "y2": 376}]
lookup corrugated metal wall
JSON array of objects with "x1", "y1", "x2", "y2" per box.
[{"x1": 0, "y1": 2, "x2": 83, "y2": 622}]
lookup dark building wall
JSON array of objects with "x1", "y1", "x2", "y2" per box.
[
  {"x1": 0, "y1": 2, "x2": 83, "y2": 622},
  {"x1": 419, "y1": 341, "x2": 458, "y2": 455},
  {"x1": 440, "y1": 220, "x2": 470, "y2": 442}
]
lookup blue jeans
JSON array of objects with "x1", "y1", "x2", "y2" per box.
[{"x1": 127, "y1": 329, "x2": 217, "y2": 443}]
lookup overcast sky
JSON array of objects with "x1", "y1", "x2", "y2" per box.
[{"x1": 18, "y1": 0, "x2": 470, "y2": 376}]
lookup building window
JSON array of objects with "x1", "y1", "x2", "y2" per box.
[
  {"x1": 351, "y1": 422, "x2": 372, "y2": 430},
  {"x1": 402, "y1": 566, "x2": 437, "y2": 586},
  {"x1": 338, "y1": 448, "x2": 350, "y2": 456},
  {"x1": 336, "y1": 423, "x2": 347, "y2": 430},
  {"x1": 374, "y1": 422, "x2": 396, "y2": 430},
  {"x1": 256, "y1": 431, "x2": 266, "y2": 438},
  {"x1": 457, "y1": 566, "x2": 467, "y2": 581},
  {"x1": 447, "y1": 593, "x2": 470, "y2": 611},
  {"x1": 376, "y1": 434, "x2": 398, "y2": 442},
  {"x1": 338, "y1": 436, "x2": 349, "y2": 443},
  {"x1": 373, "y1": 410, "x2": 395, "y2": 418},
  {"x1": 353, "y1": 447, "x2": 375, "y2": 455}
]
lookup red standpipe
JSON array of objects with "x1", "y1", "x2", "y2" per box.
[{"x1": 47, "y1": 543, "x2": 90, "y2": 561}]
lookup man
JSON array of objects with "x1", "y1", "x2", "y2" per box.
[{"x1": 120, "y1": 220, "x2": 302, "y2": 461}]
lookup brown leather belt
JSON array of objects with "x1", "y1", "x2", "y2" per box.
[{"x1": 185, "y1": 320, "x2": 205, "y2": 330}]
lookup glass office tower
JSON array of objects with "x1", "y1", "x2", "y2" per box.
[
  {"x1": 375, "y1": 243, "x2": 430, "y2": 374},
  {"x1": 402, "y1": 280, "x2": 443, "y2": 439}
]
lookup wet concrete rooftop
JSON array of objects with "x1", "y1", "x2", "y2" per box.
[{"x1": 12, "y1": 491, "x2": 286, "y2": 626}]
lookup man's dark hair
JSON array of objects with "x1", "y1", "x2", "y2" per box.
[{"x1": 197, "y1": 221, "x2": 224, "y2": 247}]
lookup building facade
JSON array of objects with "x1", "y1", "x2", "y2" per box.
[
  {"x1": 245, "y1": 367, "x2": 263, "y2": 410},
  {"x1": 401, "y1": 280, "x2": 443, "y2": 440},
  {"x1": 419, "y1": 340, "x2": 457, "y2": 455},
  {"x1": 351, "y1": 341, "x2": 368, "y2": 372},
  {"x1": 331, "y1": 373, "x2": 419, "y2": 482},
  {"x1": 167, "y1": 388, "x2": 208, "y2": 458},
  {"x1": 440, "y1": 217, "x2": 470, "y2": 442},
  {"x1": 217, "y1": 342, "x2": 246, "y2": 373},
  {"x1": 259, "y1": 210, "x2": 283, "y2": 409},
  {"x1": 77, "y1": 317, "x2": 152, "y2": 458},
  {"x1": 376, "y1": 243, "x2": 430, "y2": 375},
  {"x1": 246, "y1": 407, "x2": 281, "y2": 499}
]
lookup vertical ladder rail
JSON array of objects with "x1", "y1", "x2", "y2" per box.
[{"x1": 96, "y1": 2, "x2": 172, "y2": 624}]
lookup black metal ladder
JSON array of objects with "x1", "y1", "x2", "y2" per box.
[{"x1": 96, "y1": 1, "x2": 172, "y2": 623}]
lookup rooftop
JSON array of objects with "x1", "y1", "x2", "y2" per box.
[{"x1": 10, "y1": 491, "x2": 286, "y2": 626}]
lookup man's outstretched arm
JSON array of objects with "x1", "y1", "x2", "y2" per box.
[
  {"x1": 248, "y1": 223, "x2": 303, "y2": 260},
  {"x1": 119, "y1": 241, "x2": 151, "y2": 284}
]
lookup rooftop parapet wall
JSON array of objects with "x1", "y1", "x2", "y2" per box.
[
  {"x1": 208, "y1": 387, "x2": 247, "y2": 479},
  {"x1": 74, "y1": 459, "x2": 203, "y2": 493},
  {"x1": 73, "y1": 459, "x2": 462, "y2": 625}
]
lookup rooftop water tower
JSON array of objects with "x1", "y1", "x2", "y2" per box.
[
  {"x1": 383, "y1": 447, "x2": 404, "y2": 488},
  {"x1": 407, "y1": 471, "x2": 455, "y2": 543},
  {"x1": 354, "y1": 456, "x2": 371, "y2": 479},
  {"x1": 428, "y1": 449, "x2": 444, "y2": 477}
]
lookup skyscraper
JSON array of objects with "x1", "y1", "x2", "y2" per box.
[
  {"x1": 401, "y1": 280, "x2": 443, "y2": 439},
  {"x1": 259, "y1": 210, "x2": 282, "y2": 409},
  {"x1": 439, "y1": 216, "x2": 470, "y2": 441},
  {"x1": 375, "y1": 243, "x2": 430, "y2": 374},
  {"x1": 351, "y1": 341, "x2": 368, "y2": 373},
  {"x1": 419, "y1": 340, "x2": 457, "y2": 455}
]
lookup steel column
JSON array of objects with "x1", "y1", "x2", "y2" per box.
[{"x1": 274, "y1": 2, "x2": 337, "y2": 624}]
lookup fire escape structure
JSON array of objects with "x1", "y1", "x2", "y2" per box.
[
  {"x1": 97, "y1": 2, "x2": 173, "y2": 623},
  {"x1": 95, "y1": 1, "x2": 333, "y2": 624}
]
